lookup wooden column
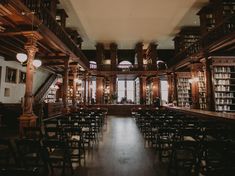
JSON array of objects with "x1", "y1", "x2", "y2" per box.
[
  {"x1": 87, "y1": 75, "x2": 92, "y2": 105},
  {"x1": 147, "y1": 43, "x2": 158, "y2": 69},
  {"x1": 172, "y1": 72, "x2": 178, "y2": 106},
  {"x1": 83, "y1": 73, "x2": 87, "y2": 105},
  {"x1": 203, "y1": 57, "x2": 215, "y2": 111},
  {"x1": 62, "y1": 58, "x2": 69, "y2": 113},
  {"x1": 110, "y1": 43, "x2": 117, "y2": 71},
  {"x1": 135, "y1": 43, "x2": 143, "y2": 70},
  {"x1": 96, "y1": 43, "x2": 104, "y2": 71},
  {"x1": 140, "y1": 76, "x2": 147, "y2": 104},
  {"x1": 19, "y1": 32, "x2": 41, "y2": 135},
  {"x1": 96, "y1": 76, "x2": 104, "y2": 104},
  {"x1": 190, "y1": 63, "x2": 201, "y2": 109},
  {"x1": 167, "y1": 73, "x2": 174, "y2": 103},
  {"x1": 110, "y1": 75, "x2": 117, "y2": 98},
  {"x1": 72, "y1": 67, "x2": 78, "y2": 110},
  {"x1": 152, "y1": 77, "x2": 160, "y2": 100}
]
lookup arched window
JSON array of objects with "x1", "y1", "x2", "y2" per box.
[
  {"x1": 118, "y1": 60, "x2": 133, "y2": 69},
  {"x1": 89, "y1": 61, "x2": 97, "y2": 69},
  {"x1": 157, "y1": 60, "x2": 168, "y2": 70}
]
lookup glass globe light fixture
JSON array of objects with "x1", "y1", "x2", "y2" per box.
[
  {"x1": 32, "y1": 59, "x2": 42, "y2": 68},
  {"x1": 16, "y1": 53, "x2": 27, "y2": 64}
]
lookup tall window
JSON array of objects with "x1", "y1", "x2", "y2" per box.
[
  {"x1": 118, "y1": 61, "x2": 132, "y2": 69},
  {"x1": 117, "y1": 79, "x2": 135, "y2": 103},
  {"x1": 160, "y1": 80, "x2": 168, "y2": 104},
  {"x1": 118, "y1": 80, "x2": 125, "y2": 102},
  {"x1": 89, "y1": 61, "x2": 97, "y2": 69},
  {"x1": 126, "y1": 80, "x2": 134, "y2": 102},
  {"x1": 91, "y1": 79, "x2": 96, "y2": 102}
]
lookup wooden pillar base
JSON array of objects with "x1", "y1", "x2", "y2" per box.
[{"x1": 19, "y1": 114, "x2": 37, "y2": 137}]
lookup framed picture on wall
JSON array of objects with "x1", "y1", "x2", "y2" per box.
[
  {"x1": 19, "y1": 71, "x2": 26, "y2": 84},
  {"x1": 5, "y1": 67, "x2": 17, "y2": 83}
]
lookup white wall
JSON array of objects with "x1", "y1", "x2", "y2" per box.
[{"x1": 0, "y1": 56, "x2": 50, "y2": 103}]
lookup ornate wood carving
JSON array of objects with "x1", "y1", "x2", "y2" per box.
[
  {"x1": 62, "y1": 58, "x2": 69, "y2": 112},
  {"x1": 190, "y1": 63, "x2": 202, "y2": 109},
  {"x1": 140, "y1": 76, "x2": 147, "y2": 104},
  {"x1": 110, "y1": 43, "x2": 117, "y2": 71},
  {"x1": 96, "y1": 76, "x2": 104, "y2": 104},
  {"x1": 204, "y1": 57, "x2": 214, "y2": 111},
  {"x1": 71, "y1": 66, "x2": 78, "y2": 109},
  {"x1": 135, "y1": 42, "x2": 143, "y2": 70},
  {"x1": 152, "y1": 77, "x2": 160, "y2": 100}
]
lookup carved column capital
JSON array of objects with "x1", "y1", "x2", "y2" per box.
[
  {"x1": 62, "y1": 59, "x2": 70, "y2": 112},
  {"x1": 71, "y1": 66, "x2": 78, "y2": 74},
  {"x1": 190, "y1": 62, "x2": 203, "y2": 72}
]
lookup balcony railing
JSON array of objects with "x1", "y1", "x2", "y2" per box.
[
  {"x1": 20, "y1": 0, "x2": 89, "y2": 67},
  {"x1": 90, "y1": 64, "x2": 158, "y2": 71},
  {"x1": 170, "y1": 14, "x2": 235, "y2": 67},
  {"x1": 203, "y1": 14, "x2": 235, "y2": 48}
]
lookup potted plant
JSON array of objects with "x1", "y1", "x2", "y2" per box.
[{"x1": 110, "y1": 93, "x2": 118, "y2": 104}]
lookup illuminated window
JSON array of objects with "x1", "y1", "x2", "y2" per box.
[
  {"x1": 160, "y1": 80, "x2": 168, "y2": 104},
  {"x1": 126, "y1": 80, "x2": 134, "y2": 102},
  {"x1": 118, "y1": 80, "x2": 125, "y2": 102},
  {"x1": 117, "y1": 79, "x2": 134, "y2": 103},
  {"x1": 118, "y1": 61, "x2": 132, "y2": 68},
  {"x1": 89, "y1": 61, "x2": 97, "y2": 69}
]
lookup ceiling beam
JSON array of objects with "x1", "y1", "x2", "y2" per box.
[{"x1": 40, "y1": 55, "x2": 69, "y2": 60}]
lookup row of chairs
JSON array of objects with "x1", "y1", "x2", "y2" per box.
[
  {"x1": 134, "y1": 109, "x2": 235, "y2": 176},
  {"x1": 0, "y1": 137, "x2": 73, "y2": 175},
  {"x1": 0, "y1": 108, "x2": 108, "y2": 175}
]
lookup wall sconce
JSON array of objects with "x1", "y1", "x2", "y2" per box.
[{"x1": 16, "y1": 53, "x2": 42, "y2": 68}]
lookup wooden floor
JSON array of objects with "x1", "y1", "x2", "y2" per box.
[{"x1": 75, "y1": 116, "x2": 167, "y2": 176}]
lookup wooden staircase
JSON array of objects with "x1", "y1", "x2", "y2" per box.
[{"x1": 34, "y1": 74, "x2": 58, "y2": 103}]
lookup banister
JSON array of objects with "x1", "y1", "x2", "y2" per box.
[
  {"x1": 170, "y1": 14, "x2": 235, "y2": 68},
  {"x1": 34, "y1": 74, "x2": 58, "y2": 103}
]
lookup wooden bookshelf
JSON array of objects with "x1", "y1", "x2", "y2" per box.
[
  {"x1": 212, "y1": 57, "x2": 235, "y2": 112},
  {"x1": 176, "y1": 72, "x2": 192, "y2": 107},
  {"x1": 198, "y1": 71, "x2": 206, "y2": 110}
]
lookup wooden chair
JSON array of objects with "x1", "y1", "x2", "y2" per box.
[
  {"x1": 0, "y1": 138, "x2": 17, "y2": 168},
  {"x1": 0, "y1": 167, "x2": 40, "y2": 176},
  {"x1": 168, "y1": 127, "x2": 201, "y2": 176},
  {"x1": 15, "y1": 138, "x2": 48, "y2": 173},
  {"x1": 63, "y1": 126, "x2": 85, "y2": 163},
  {"x1": 42, "y1": 139, "x2": 73, "y2": 175}
]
